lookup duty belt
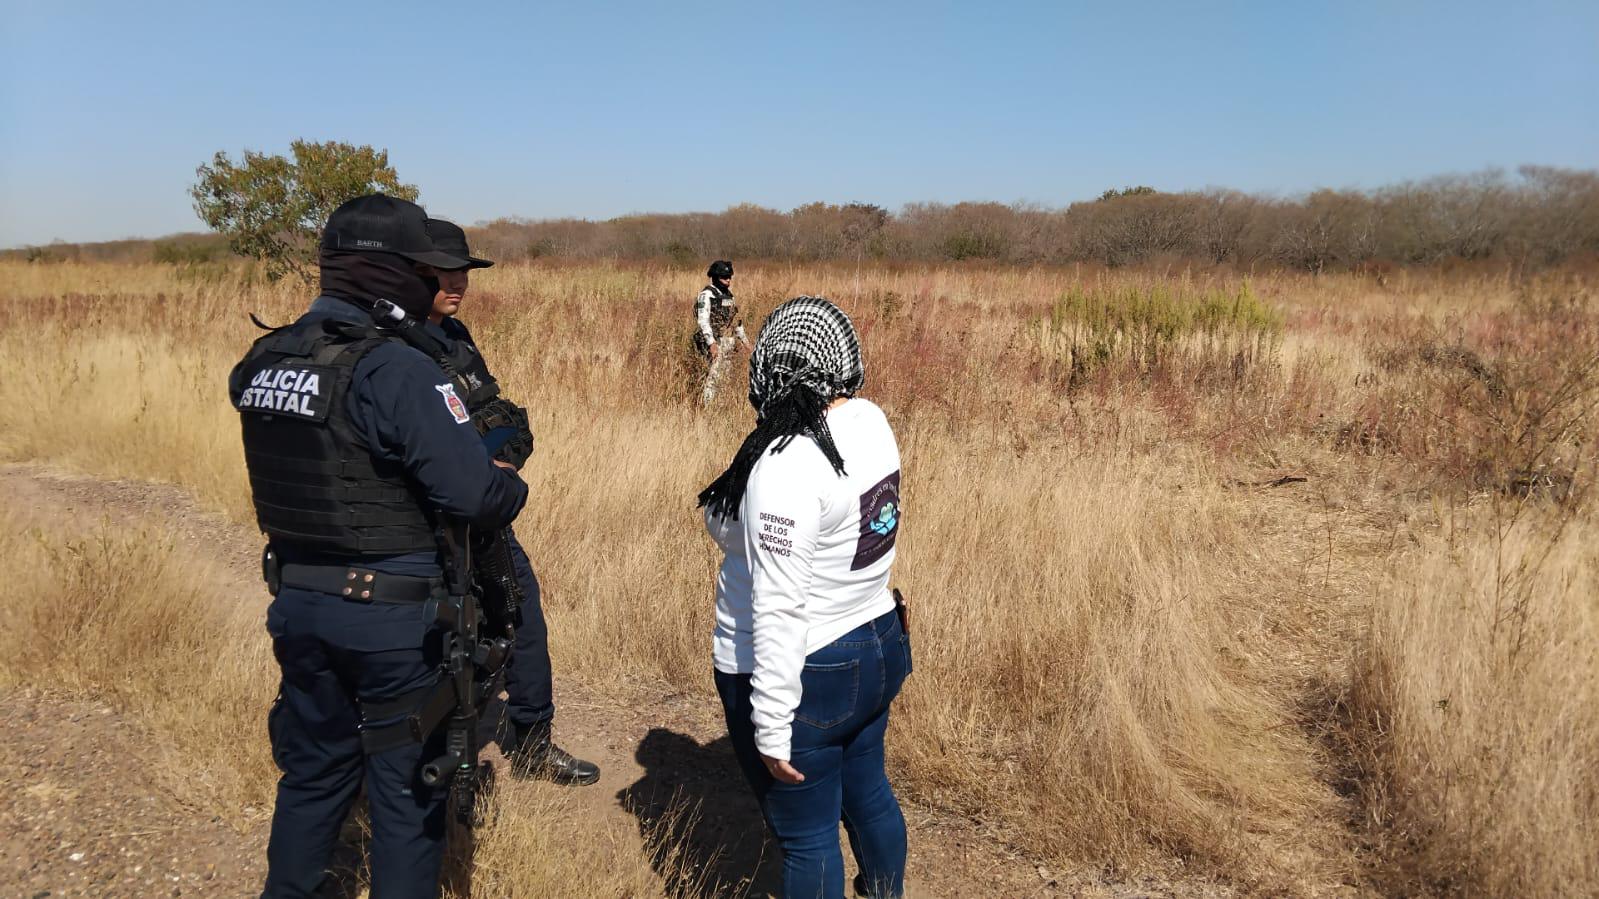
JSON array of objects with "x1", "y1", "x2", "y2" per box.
[{"x1": 276, "y1": 561, "x2": 442, "y2": 604}]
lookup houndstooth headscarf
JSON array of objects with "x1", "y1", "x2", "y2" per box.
[
  {"x1": 747, "y1": 296, "x2": 865, "y2": 416},
  {"x1": 700, "y1": 296, "x2": 864, "y2": 520}
]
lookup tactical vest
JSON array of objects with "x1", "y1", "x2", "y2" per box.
[
  {"x1": 444, "y1": 332, "x2": 501, "y2": 408},
  {"x1": 229, "y1": 316, "x2": 439, "y2": 556},
  {"x1": 433, "y1": 324, "x2": 535, "y2": 468},
  {"x1": 703, "y1": 284, "x2": 738, "y2": 338}
]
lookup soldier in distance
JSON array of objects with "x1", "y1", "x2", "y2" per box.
[{"x1": 694, "y1": 259, "x2": 749, "y2": 404}]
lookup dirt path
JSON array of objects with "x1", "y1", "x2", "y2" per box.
[
  {"x1": 0, "y1": 689, "x2": 267, "y2": 897},
  {"x1": 0, "y1": 464, "x2": 1234, "y2": 898}
]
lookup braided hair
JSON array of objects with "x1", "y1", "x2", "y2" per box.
[{"x1": 698, "y1": 297, "x2": 865, "y2": 520}]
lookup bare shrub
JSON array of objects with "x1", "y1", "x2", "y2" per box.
[{"x1": 1347, "y1": 285, "x2": 1599, "y2": 493}]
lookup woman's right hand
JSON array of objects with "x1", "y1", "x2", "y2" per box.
[{"x1": 761, "y1": 753, "x2": 805, "y2": 784}]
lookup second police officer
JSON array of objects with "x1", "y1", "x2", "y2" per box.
[
  {"x1": 419, "y1": 216, "x2": 600, "y2": 785},
  {"x1": 231, "y1": 195, "x2": 528, "y2": 899}
]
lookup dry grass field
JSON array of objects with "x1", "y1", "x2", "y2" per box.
[{"x1": 1, "y1": 258, "x2": 1595, "y2": 896}]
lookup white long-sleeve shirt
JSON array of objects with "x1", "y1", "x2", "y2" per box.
[{"x1": 706, "y1": 398, "x2": 902, "y2": 760}]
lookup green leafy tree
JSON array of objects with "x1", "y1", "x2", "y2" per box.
[
  {"x1": 190, "y1": 140, "x2": 419, "y2": 282},
  {"x1": 1098, "y1": 185, "x2": 1158, "y2": 202}
]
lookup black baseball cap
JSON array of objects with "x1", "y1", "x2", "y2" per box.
[
  {"x1": 320, "y1": 194, "x2": 471, "y2": 270},
  {"x1": 424, "y1": 218, "x2": 494, "y2": 269}
]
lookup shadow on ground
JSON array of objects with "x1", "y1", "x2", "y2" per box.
[{"x1": 618, "y1": 727, "x2": 781, "y2": 898}]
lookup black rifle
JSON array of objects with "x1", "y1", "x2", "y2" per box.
[
  {"x1": 472, "y1": 527, "x2": 524, "y2": 638},
  {"x1": 412, "y1": 519, "x2": 513, "y2": 825}
]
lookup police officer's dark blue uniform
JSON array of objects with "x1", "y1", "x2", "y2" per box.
[
  {"x1": 232, "y1": 195, "x2": 527, "y2": 899},
  {"x1": 420, "y1": 217, "x2": 598, "y2": 784},
  {"x1": 432, "y1": 318, "x2": 556, "y2": 726},
  {"x1": 430, "y1": 321, "x2": 555, "y2": 733}
]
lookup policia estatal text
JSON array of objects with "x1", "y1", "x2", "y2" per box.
[{"x1": 231, "y1": 195, "x2": 527, "y2": 899}]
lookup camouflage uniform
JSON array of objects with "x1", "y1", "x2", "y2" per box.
[{"x1": 695, "y1": 282, "x2": 746, "y2": 404}]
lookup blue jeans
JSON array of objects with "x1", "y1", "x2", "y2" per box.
[{"x1": 716, "y1": 609, "x2": 912, "y2": 899}]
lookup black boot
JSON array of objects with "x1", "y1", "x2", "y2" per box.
[{"x1": 506, "y1": 719, "x2": 600, "y2": 786}]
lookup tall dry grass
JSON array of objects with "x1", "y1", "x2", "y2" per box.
[
  {"x1": 0, "y1": 508, "x2": 704, "y2": 898},
  {"x1": 2, "y1": 258, "x2": 1597, "y2": 895},
  {"x1": 1344, "y1": 504, "x2": 1599, "y2": 897},
  {"x1": 0, "y1": 513, "x2": 277, "y2": 818}
]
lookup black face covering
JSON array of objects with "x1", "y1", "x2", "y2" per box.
[{"x1": 319, "y1": 248, "x2": 436, "y2": 317}]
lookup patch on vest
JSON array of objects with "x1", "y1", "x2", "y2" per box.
[
  {"x1": 237, "y1": 365, "x2": 333, "y2": 420},
  {"x1": 851, "y1": 470, "x2": 902, "y2": 571},
  {"x1": 436, "y1": 383, "x2": 471, "y2": 424}
]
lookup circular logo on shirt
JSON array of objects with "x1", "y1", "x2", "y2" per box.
[
  {"x1": 852, "y1": 471, "x2": 902, "y2": 571},
  {"x1": 869, "y1": 501, "x2": 898, "y2": 536}
]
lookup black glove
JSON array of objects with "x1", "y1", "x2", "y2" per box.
[{"x1": 473, "y1": 397, "x2": 534, "y2": 469}]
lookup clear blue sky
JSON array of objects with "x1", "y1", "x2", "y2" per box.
[{"x1": 1, "y1": 0, "x2": 1595, "y2": 247}]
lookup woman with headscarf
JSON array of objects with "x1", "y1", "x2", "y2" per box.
[{"x1": 701, "y1": 297, "x2": 911, "y2": 899}]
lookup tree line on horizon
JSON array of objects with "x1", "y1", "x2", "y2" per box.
[
  {"x1": 14, "y1": 164, "x2": 1598, "y2": 274},
  {"x1": 468, "y1": 166, "x2": 1599, "y2": 272}
]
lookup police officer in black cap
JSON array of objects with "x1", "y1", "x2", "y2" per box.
[
  {"x1": 419, "y1": 217, "x2": 600, "y2": 785},
  {"x1": 231, "y1": 194, "x2": 528, "y2": 898}
]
